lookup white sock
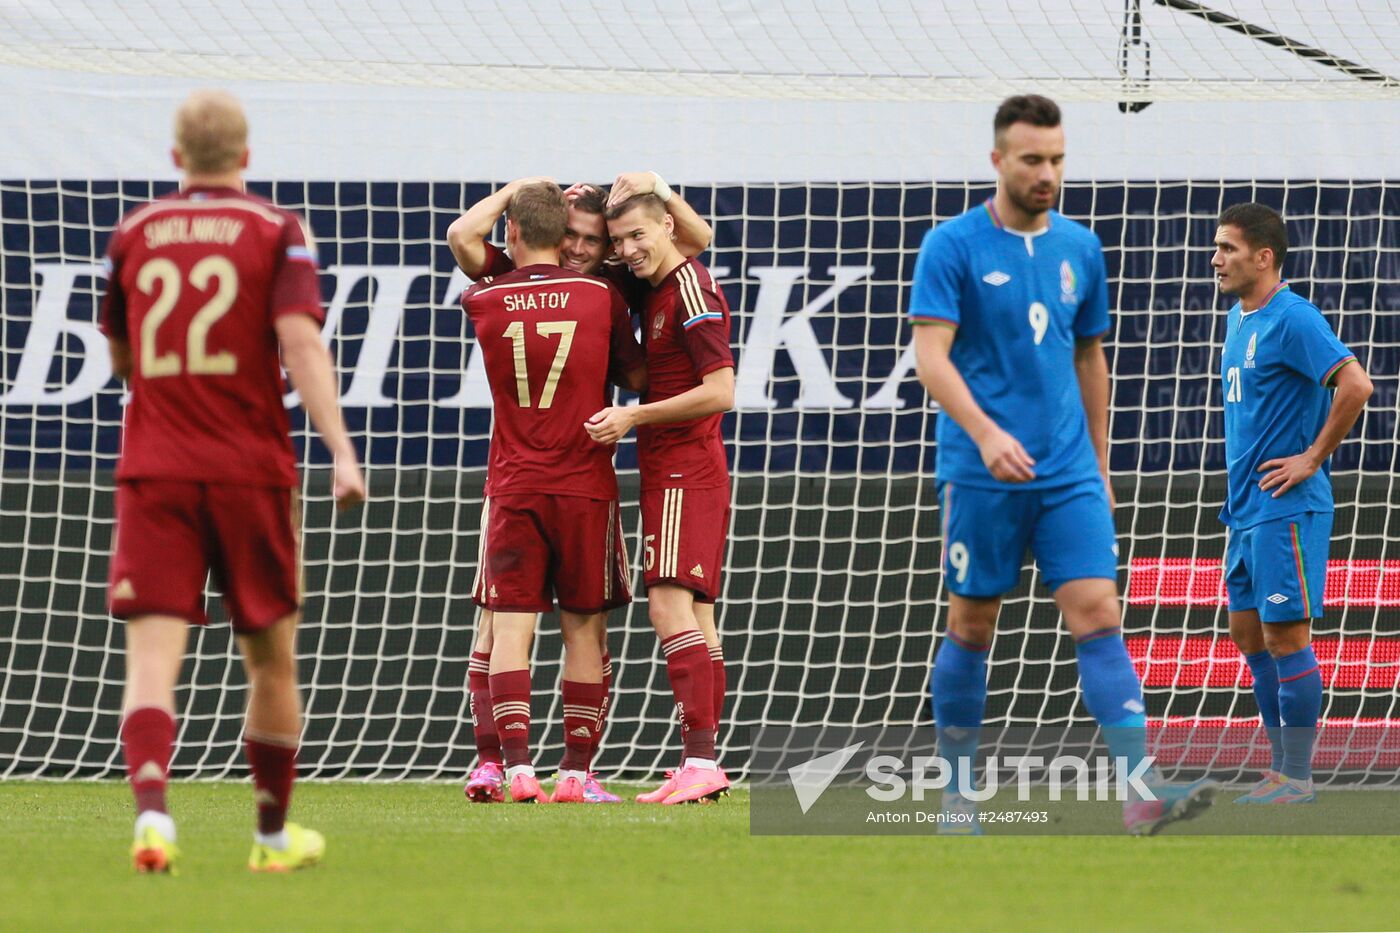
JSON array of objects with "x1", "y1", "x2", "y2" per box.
[
  {"x1": 684, "y1": 757, "x2": 718, "y2": 771},
  {"x1": 559, "y1": 769, "x2": 587, "y2": 783},
  {"x1": 135, "y1": 810, "x2": 176, "y2": 842},
  {"x1": 255, "y1": 828, "x2": 289, "y2": 850},
  {"x1": 506, "y1": 764, "x2": 535, "y2": 781}
]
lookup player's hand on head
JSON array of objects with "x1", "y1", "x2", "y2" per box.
[
  {"x1": 977, "y1": 426, "x2": 1036, "y2": 483},
  {"x1": 607, "y1": 172, "x2": 652, "y2": 208},
  {"x1": 585, "y1": 407, "x2": 637, "y2": 444},
  {"x1": 333, "y1": 457, "x2": 367, "y2": 512},
  {"x1": 563, "y1": 182, "x2": 600, "y2": 203},
  {"x1": 506, "y1": 176, "x2": 556, "y2": 195},
  {"x1": 1257, "y1": 451, "x2": 1321, "y2": 498}
]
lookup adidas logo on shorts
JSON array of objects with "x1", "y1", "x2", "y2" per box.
[
  {"x1": 113, "y1": 578, "x2": 136, "y2": 600},
  {"x1": 569, "y1": 726, "x2": 592, "y2": 738},
  {"x1": 690, "y1": 564, "x2": 704, "y2": 579},
  {"x1": 1267, "y1": 593, "x2": 1289, "y2": 605},
  {"x1": 490, "y1": 585, "x2": 498, "y2": 599}
]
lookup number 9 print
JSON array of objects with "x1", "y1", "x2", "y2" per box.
[
  {"x1": 947, "y1": 542, "x2": 969, "y2": 584},
  {"x1": 1027, "y1": 302, "x2": 1048, "y2": 346}
]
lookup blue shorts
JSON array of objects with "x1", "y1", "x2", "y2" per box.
[
  {"x1": 1225, "y1": 512, "x2": 1330, "y2": 622},
  {"x1": 937, "y1": 477, "x2": 1119, "y2": 598}
]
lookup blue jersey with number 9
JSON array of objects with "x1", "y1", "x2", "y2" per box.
[{"x1": 909, "y1": 200, "x2": 1110, "y2": 489}]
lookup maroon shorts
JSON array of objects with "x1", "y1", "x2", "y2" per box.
[
  {"x1": 640, "y1": 485, "x2": 730, "y2": 603},
  {"x1": 472, "y1": 494, "x2": 630, "y2": 614},
  {"x1": 108, "y1": 479, "x2": 301, "y2": 632}
]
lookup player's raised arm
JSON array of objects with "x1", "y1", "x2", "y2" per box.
[
  {"x1": 607, "y1": 171, "x2": 713, "y2": 257},
  {"x1": 276, "y1": 313, "x2": 364, "y2": 511},
  {"x1": 447, "y1": 177, "x2": 552, "y2": 278}
]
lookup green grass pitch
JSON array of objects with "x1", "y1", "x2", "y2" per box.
[{"x1": 3, "y1": 781, "x2": 1400, "y2": 932}]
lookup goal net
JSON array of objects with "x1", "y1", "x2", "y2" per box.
[{"x1": 2, "y1": 0, "x2": 1397, "y2": 782}]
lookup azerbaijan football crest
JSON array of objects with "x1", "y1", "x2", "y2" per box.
[
  {"x1": 1059, "y1": 260, "x2": 1078, "y2": 305},
  {"x1": 1245, "y1": 331, "x2": 1257, "y2": 368}
]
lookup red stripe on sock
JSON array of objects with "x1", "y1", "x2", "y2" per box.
[{"x1": 1279, "y1": 665, "x2": 1321, "y2": 684}]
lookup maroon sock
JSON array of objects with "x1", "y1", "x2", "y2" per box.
[
  {"x1": 489, "y1": 669, "x2": 532, "y2": 768},
  {"x1": 661, "y1": 632, "x2": 716, "y2": 761},
  {"x1": 122, "y1": 707, "x2": 175, "y2": 815},
  {"x1": 709, "y1": 644, "x2": 726, "y2": 743},
  {"x1": 589, "y1": 653, "x2": 614, "y2": 761},
  {"x1": 245, "y1": 737, "x2": 297, "y2": 835},
  {"x1": 468, "y1": 651, "x2": 502, "y2": 765},
  {"x1": 560, "y1": 680, "x2": 605, "y2": 772}
]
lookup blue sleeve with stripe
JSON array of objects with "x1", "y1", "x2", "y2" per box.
[{"x1": 909, "y1": 226, "x2": 963, "y2": 326}]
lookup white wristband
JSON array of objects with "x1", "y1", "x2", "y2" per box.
[{"x1": 649, "y1": 171, "x2": 673, "y2": 203}]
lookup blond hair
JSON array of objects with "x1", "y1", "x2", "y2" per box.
[{"x1": 174, "y1": 90, "x2": 248, "y2": 173}]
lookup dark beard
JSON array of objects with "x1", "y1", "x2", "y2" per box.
[{"x1": 1006, "y1": 185, "x2": 1056, "y2": 221}]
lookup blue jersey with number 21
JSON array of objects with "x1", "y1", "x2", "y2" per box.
[
  {"x1": 910, "y1": 200, "x2": 1110, "y2": 489},
  {"x1": 1220, "y1": 283, "x2": 1355, "y2": 529}
]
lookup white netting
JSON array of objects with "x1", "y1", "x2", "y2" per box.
[{"x1": 1, "y1": 1, "x2": 1398, "y2": 783}]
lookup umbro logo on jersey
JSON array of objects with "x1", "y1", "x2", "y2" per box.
[
  {"x1": 982, "y1": 271, "x2": 1011, "y2": 286},
  {"x1": 113, "y1": 578, "x2": 136, "y2": 600},
  {"x1": 690, "y1": 564, "x2": 705, "y2": 579},
  {"x1": 1267, "y1": 593, "x2": 1289, "y2": 605}
]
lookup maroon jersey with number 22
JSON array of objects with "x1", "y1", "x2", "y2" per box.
[{"x1": 100, "y1": 185, "x2": 323, "y2": 488}]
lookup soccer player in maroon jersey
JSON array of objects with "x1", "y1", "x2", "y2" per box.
[
  {"x1": 100, "y1": 90, "x2": 365, "y2": 873},
  {"x1": 448, "y1": 173, "x2": 710, "y2": 803},
  {"x1": 587, "y1": 192, "x2": 736, "y2": 804},
  {"x1": 460, "y1": 181, "x2": 646, "y2": 803}
]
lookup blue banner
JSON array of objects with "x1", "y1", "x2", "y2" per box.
[{"x1": 2, "y1": 181, "x2": 1395, "y2": 474}]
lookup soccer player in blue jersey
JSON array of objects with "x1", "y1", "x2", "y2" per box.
[
  {"x1": 910, "y1": 95, "x2": 1218, "y2": 835},
  {"x1": 1212, "y1": 203, "x2": 1372, "y2": 804}
]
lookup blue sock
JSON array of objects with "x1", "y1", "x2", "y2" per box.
[
  {"x1": 1075, "y1": 628, "x2": 1150, "y2": 781},
  {"x1": 1276, "y1": 646, "x2": 1322, "y2": 782},
  {"x1": 1244, "y1": 650, "x2": 1284, "y2": 772},
  {"x1": 932, "y1": 632, "x2": 988, "y2": 797}
]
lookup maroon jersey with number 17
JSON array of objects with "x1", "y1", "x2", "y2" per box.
[
  {"x1": 100, "y1": 186, "x2": 323, "y2": 488},
  {"x1": 462, "y1": 264, "x2": 644, "y2": 500}
]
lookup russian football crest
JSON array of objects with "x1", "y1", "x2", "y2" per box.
[{"x1": 652, "y1": 312, "x2": 666, "y2": 339}]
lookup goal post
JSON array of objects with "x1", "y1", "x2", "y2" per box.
[{"x1": 1, "y1": 1, "x2": 1398, "y2": 782}]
